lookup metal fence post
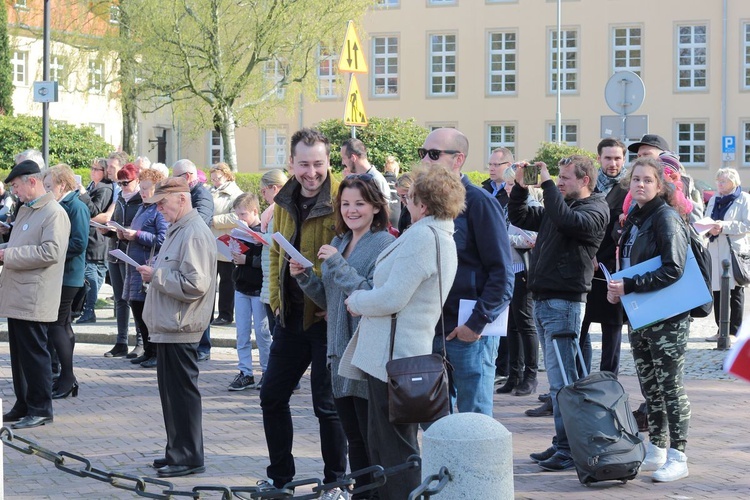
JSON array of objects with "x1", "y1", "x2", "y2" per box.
[{"x1": 717, "y1": 259, "x2": 732, "y2": 350}]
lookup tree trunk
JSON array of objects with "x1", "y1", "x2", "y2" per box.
[
  {"x1": 218, "y1": 107, "x2": 238, "y2": 171},
  {"x1": 121, "y1": 89, "x2": 138, "y2": 155}
]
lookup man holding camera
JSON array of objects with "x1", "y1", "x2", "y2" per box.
[{"x1": 508, "y1": 156, "x2": 609, "y2": 471}]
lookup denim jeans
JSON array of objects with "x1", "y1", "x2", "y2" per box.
[
  {"x1": 259, "y1": 315, "x2": 346, "y2": 487},
  {"x1": 108, "y1": 261, "x2": 131, "y2": 345},
  {"x1": 439, "y1": 334, "x2": 500, "y2": 417},
  {"x1": 82, "y1": 261, "x2": 107, "y2": 319},
  {"x1": 235, "y1": 291, "x2": 272, "y2": 375},
  {"x1": 533, "y1": 298, "x2": 584, "y2": 454}
]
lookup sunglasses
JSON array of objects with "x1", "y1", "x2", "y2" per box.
[
  {"x1": 345, "y1": 173, "x2": 374, "y2": 182},
  {"x1": 558, "y1": 157, "x2": 574, "y2": 167},
  {"x1": 117, "y1": 180, "x2": 133, "y2": 187},
  {"x1": 417, "y1": 148, "x2": 460, "y2": 161}
]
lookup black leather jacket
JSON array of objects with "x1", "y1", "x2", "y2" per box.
[{"x1": 618, "y1": 196, "x2": 689, "y2": 295}]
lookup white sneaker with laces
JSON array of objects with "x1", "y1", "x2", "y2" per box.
[
  {"x1": 652, "y1": 448, "x2": 689, "y2": 482},
  {"x1": 641, "y1": 442, "x2": 667, "y2": 471},
  {"x1": 320, "y1": 486, "x2": 349, "y2": 499}
]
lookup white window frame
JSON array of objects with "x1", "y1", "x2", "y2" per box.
[
  {"x1": 675, "y1": 121, "x2": 707, "y2": 166},
  {"x1": 548, "y1": 122, "x2": 579, "y2": 146},
  {"x1": 110, "y1": 5, "x2": 120, "y2": 24},
  {"x1": 743, "y1": 23, "x2": 750, "y2": 90},
  {"x1": 549, "y1": 28, "x2": 578, "y2": 94},
  {"x1": 372, "y1": 36, "x2": 399, "y2": 98},
  {"x1": 89, "y1": 123, "x2": 105, "y2": 139},
  {"x1": 488, "y1": 30, "x2": 517, "y2": 95},
  {"x1": 426, "y1": 122, "x2": 457, "y2": 132},
  {"x1": 375, "y1": 0, "x2": 399, "y2": 7},
  {"x1": 676, "y1": 24, "x2": 708, "y2": 91},
  {"x1": 429, "y1": 0, "x2": 456, "y2": 5},
  {"x1": 50, "y1": 55, "x2": 65, "y2": 87},
  {"x1": 88, "y1": 60, "x2": 104, "y2": 94},
  {"x1": 317, "y1": 44, "x2": 338, "y2": 99},
  {"x1": 262, "y1": 127, "x2": 288, "y2": 169},
  {"x1": 210, "y1": 130, "x2": 224, "y2": 165},
  {"x1": 612, "y1": 25, "x2": 642, "y2": 76},
  {"x1": 487, "y1": 123, "x2": 517, "y2": 159},
  {"x1": 429, "y1": 33, "x2": 457, "y2": 97},
  {"x1": 264, "y1": 59, "x2": 285, "y2": 99},
  {"x1": 14, "y1": 0, "x2": 27, "y2": 8},
  {"x1": 742, "y1": 121, "x2": 750, "y2": 166},
  {"x1": 11, "y1": 51, "x2": 28, "y2": 86}
]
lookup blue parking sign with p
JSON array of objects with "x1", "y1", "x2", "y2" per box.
[{"x1": 723, "y1": 136, "x2": 736, "y2": 154}]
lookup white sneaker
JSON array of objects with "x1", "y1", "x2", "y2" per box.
[
  {"x1": 320, "y1": 486, "x2": 349, "y2": 499},
  {"x1": 641, "y1": 442, "x2": 667, "y2": 471},
  {"x1": 652, "y1": 448, "x2": 689, "y2": 482}
]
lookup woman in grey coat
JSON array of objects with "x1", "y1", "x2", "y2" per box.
[{"x1": 291, "y1": 174, "x2": 394, "y2": 495}]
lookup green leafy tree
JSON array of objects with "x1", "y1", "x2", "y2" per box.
[
  {"x1": 316, "y1": 117, "x2": 429, "y2": 172},
  {"x1": 126, "y1": 0, "x2": 374, "y2": 171},
  {"x1": 0, "y1": 3, "x2": 14, "y2": 116},
  {"x1": 532, "y1": 141, "x2": 597, "y2": 176},
  {"x1": 0, "y1": 115, "x2": 113, "y2": 169}
]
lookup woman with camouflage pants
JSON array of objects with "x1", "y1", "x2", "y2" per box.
[{"x1": 607, "y1": 157, "x2": 691, "y2": 483}]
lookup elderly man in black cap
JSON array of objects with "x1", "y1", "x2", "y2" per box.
[
  {"x1": 628, "y1": 134, "x2": 704, "y2": 220},
  {"x1": 136, "y1": 177, "x2": 217, "y2": 477},
  {"x1": 0, "y1": 160, "x2": 71, "y2": 429}
]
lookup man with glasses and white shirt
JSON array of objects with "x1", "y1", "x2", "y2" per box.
[
  {"x1": 419, "y1": 128, "x2": 515, "y2": 418},
  {"x1": 482, "y1": 147, "x2": 513, "y2": 207},
  {"x1": 340, "y1": 138, "x2": 391, "y2": 201}
]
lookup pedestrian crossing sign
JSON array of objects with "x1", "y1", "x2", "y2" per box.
[{"x1": 344, "y1": 75, "x2": 368, "y2": 127}]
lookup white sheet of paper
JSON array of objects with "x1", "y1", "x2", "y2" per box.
[
  {"x1": 216, "y1": 238, "x2": 233, "y2": 260},
  {"x1": 235, "y1": 220, "x2": 269, "y2": 245},
  {"x1": 271, "y1": 232, "x2": 314, "y2": 268},
  {"x1": 107, "y1": 221, "x2": 128, "y2": 232},
  {"x1": 692, "y1": 217, "x2": 716, "y2": 236},
  {"x1": 509, "y1": 225, "x2": 536, "y2": 246},
  {"x1": 599, "y1": 262, "x2": 613, "y2": 282},
  {"x1": 109, "y1": 249, "x2": 141, "y2": 268},
  {"x1": 458, "y1": 299, "x2": 509, "y2": 337},
  {"x1": 90, "y1": 220, "x2": 110, "y2": 230}
]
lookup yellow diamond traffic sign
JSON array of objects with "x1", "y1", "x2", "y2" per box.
[
  {"x1": 344, "y1": 75, "x2": 367, "y2": 127},
  {"x1": 338, "y1": 21, "x2": 368, "y2": 74}
]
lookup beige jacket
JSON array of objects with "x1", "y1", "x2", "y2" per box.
[
  {"x1": 210, "y1": 181, "x2": 243, "y2": 262},
  {"x1": 144, "y1": 209, "x2": 218, "y2": 343},
  {"x1": 0, "y1": 192, "x2": 70, "y2": 322}
]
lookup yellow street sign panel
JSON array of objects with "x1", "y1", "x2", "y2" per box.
[
  {"x1": 344, "y1": 75, "x2": 368, "y2": 127},
  {"x1": 338, "y1": 21, "x2": 368, "y2": 74}
]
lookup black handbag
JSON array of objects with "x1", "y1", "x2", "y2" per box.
[
  {"x1": 386, "y1": 226, "x2": 451, "y2": 425},
  {"x1": 727, "y1": 235, "x2": 750, "y2": 286},
  {"x1": 71, "y1": 279, "x2": 91, "y2": 319}
]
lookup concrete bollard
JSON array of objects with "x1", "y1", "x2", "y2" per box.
[{"x1": 421, "y1": 412, "x2": 513, "y2": 499}]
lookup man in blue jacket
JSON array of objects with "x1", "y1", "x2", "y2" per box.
[
  {"x1": 508, "y1": 156, "x2": 609, "y2": 472},
  {"x1": 420, "y1": 128, "x2": 514, "y2": 417}
]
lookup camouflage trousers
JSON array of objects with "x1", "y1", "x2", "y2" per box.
[{"x1": 629, "y1": 315, "x2": 691, "y2": 452}]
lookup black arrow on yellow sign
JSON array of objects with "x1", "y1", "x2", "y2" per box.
[{"x1": 338, "y1": 21, "x2": 368, "y2": 74}]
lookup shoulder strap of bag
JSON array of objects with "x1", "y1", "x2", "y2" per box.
[{"x1": 389, "y1": 225, "x2": 445, "y2": 361}]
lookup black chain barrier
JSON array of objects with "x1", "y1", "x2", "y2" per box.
[{"x1": 0, "y1": 427, "x2": 451, "y2": 499}]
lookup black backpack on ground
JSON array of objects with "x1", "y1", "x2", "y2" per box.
[{"x1": 553, "y1": 334, "x2": 646, "y2": 486}]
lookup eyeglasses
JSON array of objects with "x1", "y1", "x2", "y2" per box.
[
  {"x1": 488, "y1": 161, "x2": 511, "y2": 168},
  {"x1": 345, "y1": 173, "x2": 374, "y2": 182},
  {"x1": 176, "y1": 172, "x2": 190, "y2": 179},
  {"x1": 417, "y1": 148, "x2": 460, "y2": 161},
  {"x1": 117, "y1": 180, "x2": 133, "y2": 187},
  {"x1": 90, "y1": 167, "x2": 104, "y2": 172}
]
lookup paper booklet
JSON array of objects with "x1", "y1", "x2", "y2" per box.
[
  {"x1": 458, "y1": 299, "x2": 509, "y2": 337},
  {"x1": 216, "y1": 235, "x2": 251, "y2": 260},
  {"x1": 234, "y1": 220, "x2": 269, "y2": 246},
  {"x1": 271, "y1": 232, "x2": 314, "y2": 268},
  {"x1": 692, "y1": 217, "x2": 716, "y2": 236},
  {"x1": 109, "y1": 249, "x2": 140, "y2": 268}
]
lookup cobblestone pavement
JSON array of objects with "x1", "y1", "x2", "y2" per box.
[{"x1": 1, "y1": 299, "x2": 749, "y2": 499}]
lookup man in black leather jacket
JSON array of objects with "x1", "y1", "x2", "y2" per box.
[{"x1": 508, "y1": 155, "x2": 609, "y2": 472}]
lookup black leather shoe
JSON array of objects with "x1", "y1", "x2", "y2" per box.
[
  {"x1": 126, "y1": 345, "x2": 144, "y2": 359},
  {"x1": 152, "y1": 458, "x2": 168, "y2": 468},
  {"x1": 530, "y1": 446, "x2": 557, "y2": 463},
  {"x1": 140, "y1": 357, "x2": 157, "y2": 368},
  {"x1": 131, "y1": 354, "x2": 150, "y2": 364},
  {"x1": 104, "y1": 344, "x2": 128, "y2": 358},
  {"x1": 211, "y1": 317, "x2": 231, "y2": 326},
  {"x1": 3, "y1": 409, "x2": 26, "y2": 423},
  {"x1": 513, "y1": 377, "x2": 538, "y2": 396},
  {"x1": 496, "y1": 377, "x2": 518, "y2": 394},
  {"x1": 538, "y1": 393, "x2": 551, "y2": 402},
  {"x1": 525, "y1": 399, "x2": 553, "y2": 417},
  {"x1": 76, "y1": 315, "x2": 96, "y2": 324},
  {"x1": 156, "y1": 465, "x2": 206, "y2": 477},
  {"x1": 12, "y1": 415, "x2": 53, "y2": 429},
  {"x1": 538, "y1": 451, "x2": 575, "y2": 471}
]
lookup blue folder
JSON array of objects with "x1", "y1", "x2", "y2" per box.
[{"x1": 611, "y1": 247, "x2": 711, "y2": 330}]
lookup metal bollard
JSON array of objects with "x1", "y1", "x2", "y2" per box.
[{"x1": 717, "y1": 259, "x2": 732, "y2": 350}]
